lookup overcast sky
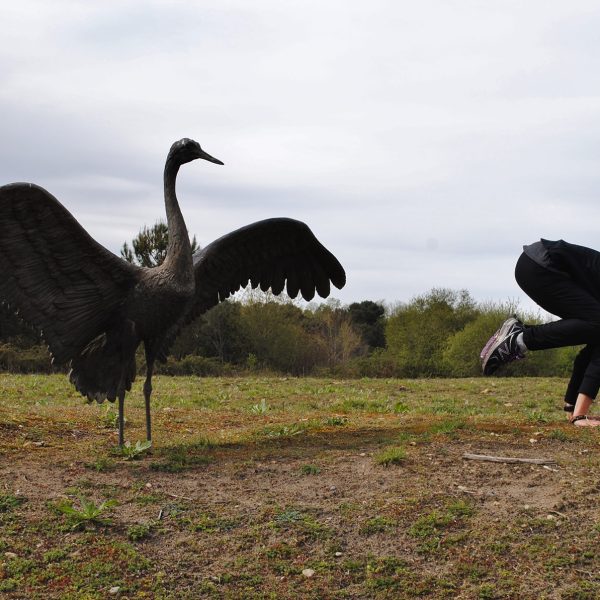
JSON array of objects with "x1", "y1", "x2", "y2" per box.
[{"x1": 2, "y1": 1, "x2": 600, "y2": 313}]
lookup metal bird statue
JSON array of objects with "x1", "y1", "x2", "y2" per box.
[{"x1": 0, "y1": 138, "x2": 346, "y2": 445}]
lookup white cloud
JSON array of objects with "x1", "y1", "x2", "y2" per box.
[{"x1": 1, "y1": 1, "x2": 600, "y2": 313}]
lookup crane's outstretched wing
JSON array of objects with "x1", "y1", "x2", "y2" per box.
[
  {"x1": 0, "y1": 183, "x2": 140, "y2": 364},
  {"x1": 193, "y1": 217, "x2": 346, "y2": 310},
  {"x1": 158, "y1": 218, "x2": 345, "y2": 360}
]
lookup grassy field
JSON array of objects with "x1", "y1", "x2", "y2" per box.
[{"x1": 1, "y1": 374, "x2": 600, "y2": 599}]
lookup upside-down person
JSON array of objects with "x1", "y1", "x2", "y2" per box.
[{"x1": 481, "y1": 239, "x2": 600, "y2": 427}]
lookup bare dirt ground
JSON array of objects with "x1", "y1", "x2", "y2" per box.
[{"x1": 1, "y1": 376, "x2": 600, "y2": 599}]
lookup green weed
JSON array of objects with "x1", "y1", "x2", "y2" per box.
[
  {"x1": 300, "y1": 464, "x2": 321, "y2": 475},
  {"x1": 127, "y1": 523, "x2": 152, "y2": 541},
  {"x1": 85, "y1": 457, "x2": 117, "y2": 472},
  {"x1": 375, "y1": 446, "x2": 407, "y2": 466},
  {"x1": 526, "y1": 409, "x2": 550, "y2": 424},
  {"x1": 43, "y1": 548, "x2": 68, "y2": 563},
  {"x1": 250, "y1": 398, "x2": 269, "y2": 414},
  {"x1": 270, "y1": 507, "x2": 331, "y2": 540},
  {"x1": 259, "y1": 422, "x2": 308, "y2": 438},
  {"x1": 427, "y1": 419, "x2": 466, "y2": 436},
  {"x1": 272, "y1": 508, "x2": 303, "y2": 525},
  {"x1": 100, "y1": 405, "x2": 120, "y2": 429},
  {"x1": 0, "y1": 494, "x2": 25, "y2": 513},
  {"x1": 548, "y1": 428, "x2": 570, "y2": 442},
  {"x1": 189, "y1": 513, "x2": 240, "y2": 533},
  {"x1": 360, "y1": 516, "x2": 396, "y2": 535},
  {"x1": 52, "y1": 495, "x2": 118, "y2": 529},
  {"x1": 409, "y1": 500, "x2": 474, "y2": 553},
  {"x1": 133, "y1": 493, "x2": 164, "y2": 506},
  {"x1": 115, "y1": 440, "x2": 152, "y2": 460},
  {"x1": 150, "y1": 444, "x2": 212, "y2": 472},
  {"x1": 388, "y1": 400, "x2": 410, "y2": 413}
]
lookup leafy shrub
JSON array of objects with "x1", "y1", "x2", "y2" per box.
[
  {"x1": 443, "y1": 304, "x2": 583, "y2": 377},
  {"x1": 0, "y1": 343, "x2": 62, "y2": 373},
  {"x1": 386, "y1": 289, "x2": 478, "y2": 377},
  {"x1": 0, "y1": 288, "x2": 586, "y2": 379},
  {"x1": 443, "y1": 307, "x2": 512, "y2": 377},
  {"x1": 157, "y1": 355, "x2": 235, "y2": 376}
]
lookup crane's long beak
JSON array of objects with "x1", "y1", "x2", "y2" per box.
[{"x1": 199, "y1": 149, "x2": 224, "y2": 165}]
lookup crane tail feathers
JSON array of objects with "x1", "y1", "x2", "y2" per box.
[{"x1": 69, "y1": 322, "x2": 137, "y2": 404}]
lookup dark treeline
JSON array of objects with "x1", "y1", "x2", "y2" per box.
[{"x1": 0, "y1": 287, "x2": 580, "y2": 378}]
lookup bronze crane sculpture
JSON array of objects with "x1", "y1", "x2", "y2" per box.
[{"x1": 0, "y1": 138, "x2": 346, "y2": 445}]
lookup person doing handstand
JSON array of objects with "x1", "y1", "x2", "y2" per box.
[{"x1": 481, "y1": 239, "x2": 600, "y2": 427}]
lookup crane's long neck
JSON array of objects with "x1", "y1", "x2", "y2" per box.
[{"x1": 162, "y1": 156, "x2": 193, "y2": 280}]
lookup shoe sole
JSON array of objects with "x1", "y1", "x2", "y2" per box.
[{"x1": 480, "y1": 317, "x2": 520, "y2": 375}]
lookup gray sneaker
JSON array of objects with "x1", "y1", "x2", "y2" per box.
[{"x1": 480, "y1": 316, "x2": 525, "y2": 375}]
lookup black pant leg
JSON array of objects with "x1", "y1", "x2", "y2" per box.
[
  {"x1": 514, "y1": 253, "x2": 600, "y2": 399},
  {"x1": 564, "y1": 345, "x2": 595, "y2": 404},
  {"x1": 515, "y1": 254, "x2": 600, "y2": 348},
  {"x1": 578, "y1": 345, "x2": 600, "y2": 399}
]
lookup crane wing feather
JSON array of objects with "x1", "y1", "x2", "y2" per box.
[
  {"x1": 159, "y1": 217, "x2": 345, "y2": 359},
  {"x1": 0, "y1": 183, "x2": 139, "y2": 363},
  {"x1": 192, "y1": 217, "x2": 345, "y2": 312}
]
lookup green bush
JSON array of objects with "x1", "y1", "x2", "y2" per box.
[
  {"x1": 337, "y1": 349, "x2": 400, "y2": 378},
  {"x1": 443, "y1": 307, "x2": 512, "y2": 377},
  {"x1": 0, "y1": 343, "x2": 61, "y2": 373},
  {"x1": 443, "y1": 306, "x2": 583, "y2": 377},
  {"x1": 157, "y1": 355, "x2": 235, "y2": 377},
  {"x1": 386, "y1": 289, "x2": 478, "y2": 377}
]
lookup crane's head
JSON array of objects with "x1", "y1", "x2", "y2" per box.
[{"x1": 168, "y1": 138, "x2": 224, "y2": 166}]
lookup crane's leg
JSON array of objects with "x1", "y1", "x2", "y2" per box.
[
  {"x1": 143, "y1": 353, "x2": 155, "y2": 443},
  {"x1": 143, "y1": 375, "x2": 152, "y2": 443},
  {"x1": 115, "y1": 322, "x2": 137, "y2": 447},
  {"x1": 118, "y1": 391, "x2": 125, "y2": 447}
]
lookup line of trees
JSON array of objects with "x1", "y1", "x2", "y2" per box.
[
  {"x1": 0, "y1": 222, "x2": 580, "y2": 377},
  {"x1": 0, "y1": 286, "x2": 579, "y2": 378}
]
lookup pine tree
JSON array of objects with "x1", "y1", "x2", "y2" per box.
[{"x1": 121, "y1": 220, "x2": 198, "y2": 267}]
